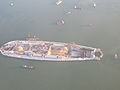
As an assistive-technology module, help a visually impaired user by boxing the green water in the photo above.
[0,0,120,90]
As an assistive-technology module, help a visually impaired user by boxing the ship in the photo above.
[56,0,62,5]
[0,36,103,61]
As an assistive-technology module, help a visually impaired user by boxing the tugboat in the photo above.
[22,65,35,69]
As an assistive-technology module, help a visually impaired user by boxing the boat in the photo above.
[93,3,96,8]
[0,37,103,61]
[56,0,62,5]
[74,5,81,10]
[10,2,14,7]
[22,65,35,69]
[57,20,64,25]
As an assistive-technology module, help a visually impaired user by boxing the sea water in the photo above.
[0,0,120,90]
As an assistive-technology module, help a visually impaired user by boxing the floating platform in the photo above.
[0,38,103,61]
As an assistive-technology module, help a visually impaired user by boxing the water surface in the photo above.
[0,0,120,90]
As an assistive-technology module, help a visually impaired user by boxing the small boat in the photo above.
[114,53,118,59]
[57,20,64,25]
[22,65,35,69]
[74,5,81,10]
[56,0,62,5]
[93,3,96,8]
[10,2,14,6]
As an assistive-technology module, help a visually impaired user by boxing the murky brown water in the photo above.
[0,0,120,90]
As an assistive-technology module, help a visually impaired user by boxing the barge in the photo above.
[0,37,103,61]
